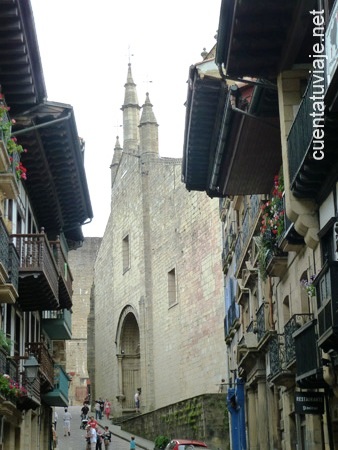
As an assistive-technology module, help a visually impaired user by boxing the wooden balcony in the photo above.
[42,364,70,407]
[314,261,338,352]
[288,77,338,201]
[50,238,73,309]
[0,148,20,200]
[17,376,41,412]
[12,230,60,311]
[25,341,54,393]
[42,309,72,340]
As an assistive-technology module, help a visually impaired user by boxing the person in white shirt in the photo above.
[89,425,97,450]
[63,408,72,436]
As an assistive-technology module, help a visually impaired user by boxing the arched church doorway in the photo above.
[117,309,140,411]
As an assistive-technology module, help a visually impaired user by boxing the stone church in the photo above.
[91,64,226,416]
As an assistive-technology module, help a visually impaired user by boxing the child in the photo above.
[130,436,136,450]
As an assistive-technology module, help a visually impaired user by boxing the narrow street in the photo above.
[54,406,138,450]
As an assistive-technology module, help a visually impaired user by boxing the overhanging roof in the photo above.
[182,59,282,196]
[12,102,93,246]
[182,61,227,196]
[216,0,316,79]
[0,0,93,247]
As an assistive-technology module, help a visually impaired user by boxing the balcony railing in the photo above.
[11,230,60,310]
[314,261,338,351]
[42,364,70,407]
[268,334,294,387]
[25,341,54,392]
[288,78,313,188]
[0,347,18,379]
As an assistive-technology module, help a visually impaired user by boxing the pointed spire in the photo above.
[139,93,158,125]
[122,63,139,109]
[110,136,123,186]
[139,92,159,158]
[121,64,140,154]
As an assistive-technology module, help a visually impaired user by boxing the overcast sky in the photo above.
[30,0,222,237]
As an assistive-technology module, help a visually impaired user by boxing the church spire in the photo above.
[139,92,159,158]
[110,136,123,186]
[121,63,140,154]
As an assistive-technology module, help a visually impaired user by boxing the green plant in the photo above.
[300,274,316,297]
[0,94,28,180]
[154,435,170,450]
[0,329,12,352]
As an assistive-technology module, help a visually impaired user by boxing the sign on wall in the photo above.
[295,392,325,415]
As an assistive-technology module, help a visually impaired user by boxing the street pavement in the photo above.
[55,405,154,450]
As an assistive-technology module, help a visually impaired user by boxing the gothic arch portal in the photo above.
[116,306,141,411]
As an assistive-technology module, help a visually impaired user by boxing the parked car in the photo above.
[164,439,210,450]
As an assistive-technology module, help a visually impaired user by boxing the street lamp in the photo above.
[23,354,40,383]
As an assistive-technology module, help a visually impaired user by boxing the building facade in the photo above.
[0,1,93,449]
[67,237,101,406]
[92,65,226,417]
[183,0,338,449]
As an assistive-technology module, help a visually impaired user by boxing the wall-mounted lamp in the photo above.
[23,354,40,383]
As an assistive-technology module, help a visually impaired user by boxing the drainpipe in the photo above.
[11,112,72,136]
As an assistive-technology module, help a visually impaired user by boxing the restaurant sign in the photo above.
[295,392,324,415]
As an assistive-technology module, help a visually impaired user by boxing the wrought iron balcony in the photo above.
[314,261,338,352]
[42,364,70,407]
[42,309,72,340]
[50,238,73,309]
[0,218,19,304]
[11,230,60,311]
[293,319,326,388]
[268,334,294,388]
[255,302,275,348]
[25,341,54,393]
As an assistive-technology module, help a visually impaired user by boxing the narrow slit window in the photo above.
[123,235,130,273]
[168,269,177,307]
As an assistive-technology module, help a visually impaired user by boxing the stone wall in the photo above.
[120,394,230,450]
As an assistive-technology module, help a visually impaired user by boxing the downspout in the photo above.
[11,113,72,136]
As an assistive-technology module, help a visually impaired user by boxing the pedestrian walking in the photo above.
[63,407,72,436]
[130,435,136,450]
[134,388,141,413]
[98,397,105,419]
[104,398,111,420]
[54,409,58,429]
[95,400,101,420]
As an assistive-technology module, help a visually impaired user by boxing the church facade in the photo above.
[92,65,226,415]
